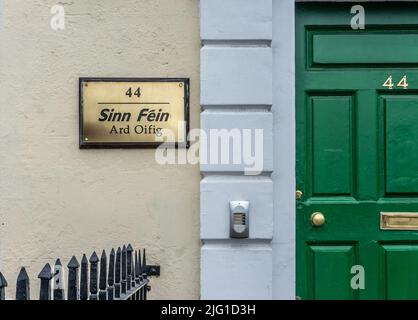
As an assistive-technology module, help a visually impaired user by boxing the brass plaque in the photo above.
[79,78,189,148]
[380,212,418,230]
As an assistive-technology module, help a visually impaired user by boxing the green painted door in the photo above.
[296,3,418,300]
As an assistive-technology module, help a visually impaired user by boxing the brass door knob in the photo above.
[311,212,325,227]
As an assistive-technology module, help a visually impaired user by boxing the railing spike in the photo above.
[80,254,88,300]
[90,251,99,263]
[135,250,140,285]
[68,256,80,269]
[38,263,52,278]
[53,259,64,300]
[38,263,52,300]
[138,249,142,274]
[99,250,107,300]
[16,267,30,300]
[121,245,127,295]
[107,248,115,300]
[141,250,148,300]
[89,251,99,300]
[0,272,8,287]
[114,247,121,299]
[67,256,80,300]
[133,250,141,300]
[127,244,133,292]
[0,272,8,300]
[138,249,143,297]
[137,249,143,300]
[131,257,136,289]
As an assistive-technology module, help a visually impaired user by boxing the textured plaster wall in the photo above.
[0,0,200,299]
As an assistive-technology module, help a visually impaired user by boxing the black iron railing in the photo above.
[0,244,160,300]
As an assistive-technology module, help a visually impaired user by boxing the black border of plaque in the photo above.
[79,78,190,149]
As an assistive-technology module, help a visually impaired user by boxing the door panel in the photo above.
[312,33,418,66]
[382,244,418,299]
[385,96,418,194]
[297,3,418,300]
[311,95,354,196]
[309,245,357,300]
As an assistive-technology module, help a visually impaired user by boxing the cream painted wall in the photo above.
[0,0,200,299]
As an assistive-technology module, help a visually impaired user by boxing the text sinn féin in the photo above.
[98,108,170,136]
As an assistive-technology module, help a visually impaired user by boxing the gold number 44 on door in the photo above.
[383,75,409,89]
